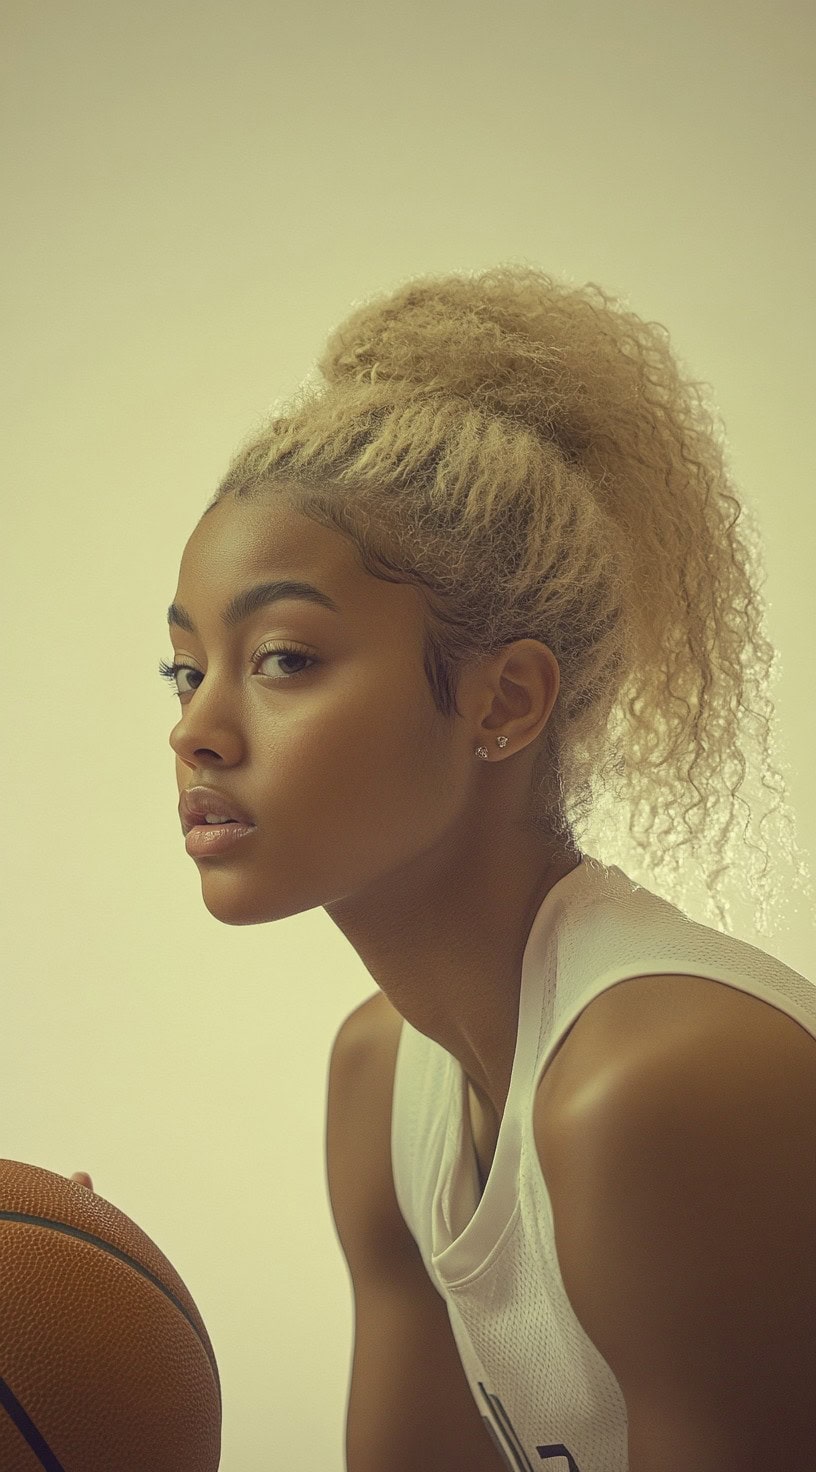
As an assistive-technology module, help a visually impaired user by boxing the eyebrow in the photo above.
[167,579,341,636]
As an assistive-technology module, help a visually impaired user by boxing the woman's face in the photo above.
[166,492,469,927]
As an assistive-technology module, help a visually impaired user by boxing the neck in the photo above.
[325,824,581,1120]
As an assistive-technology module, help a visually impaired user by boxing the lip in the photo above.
[179,785,257,835]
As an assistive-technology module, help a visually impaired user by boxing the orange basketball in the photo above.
[0,1160,221,1471]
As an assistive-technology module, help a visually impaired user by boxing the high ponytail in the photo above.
[208,261,812,937]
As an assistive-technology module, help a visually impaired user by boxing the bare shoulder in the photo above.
[336,989,405,1078]
[534,968,816,1151]
[342,988,404,1039]
[328,990,413,1272]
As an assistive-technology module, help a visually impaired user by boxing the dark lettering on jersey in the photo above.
[476,1381,584,1470]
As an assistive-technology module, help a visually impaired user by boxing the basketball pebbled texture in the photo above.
[0,1160,221,1472]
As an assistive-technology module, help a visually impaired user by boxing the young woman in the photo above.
[80,264,816,1469]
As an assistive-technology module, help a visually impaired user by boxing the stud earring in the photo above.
[475,735,509,760]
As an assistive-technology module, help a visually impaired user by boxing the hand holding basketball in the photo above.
[69,1170,94,1189]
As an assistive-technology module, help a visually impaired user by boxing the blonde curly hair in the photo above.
[206,261,811,938]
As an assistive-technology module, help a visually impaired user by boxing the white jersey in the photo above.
[391,855,816,1471]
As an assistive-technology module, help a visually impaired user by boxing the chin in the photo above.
[197,879,319,928]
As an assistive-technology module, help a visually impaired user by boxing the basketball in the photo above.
[0,1160,221,1471]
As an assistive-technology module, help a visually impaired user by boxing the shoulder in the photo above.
[535,968,815,1132]
[534,968,816,1182]
[339,989,404,1052]
[535,966,816,1173]
[532,972,816,1460]
[333,990,405,1098]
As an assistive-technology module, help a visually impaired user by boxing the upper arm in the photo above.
[534,1011,816,1469]
[327,996,508,1472]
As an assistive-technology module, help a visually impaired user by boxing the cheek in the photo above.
[276,703,444,846]
[279,710,407,808]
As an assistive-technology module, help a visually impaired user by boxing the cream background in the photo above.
[2,1,814,1467]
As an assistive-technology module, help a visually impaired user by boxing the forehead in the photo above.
[177,491,424,628]
[181,494,348,581]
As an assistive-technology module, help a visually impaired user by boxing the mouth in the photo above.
[183,817,258,856]
[182,818,257,836]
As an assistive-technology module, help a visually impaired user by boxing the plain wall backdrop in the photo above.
[2,1,814,1467]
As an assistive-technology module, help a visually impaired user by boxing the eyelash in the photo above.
[157,642,317,697]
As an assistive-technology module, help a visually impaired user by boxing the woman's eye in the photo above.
[157,644,315,696]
